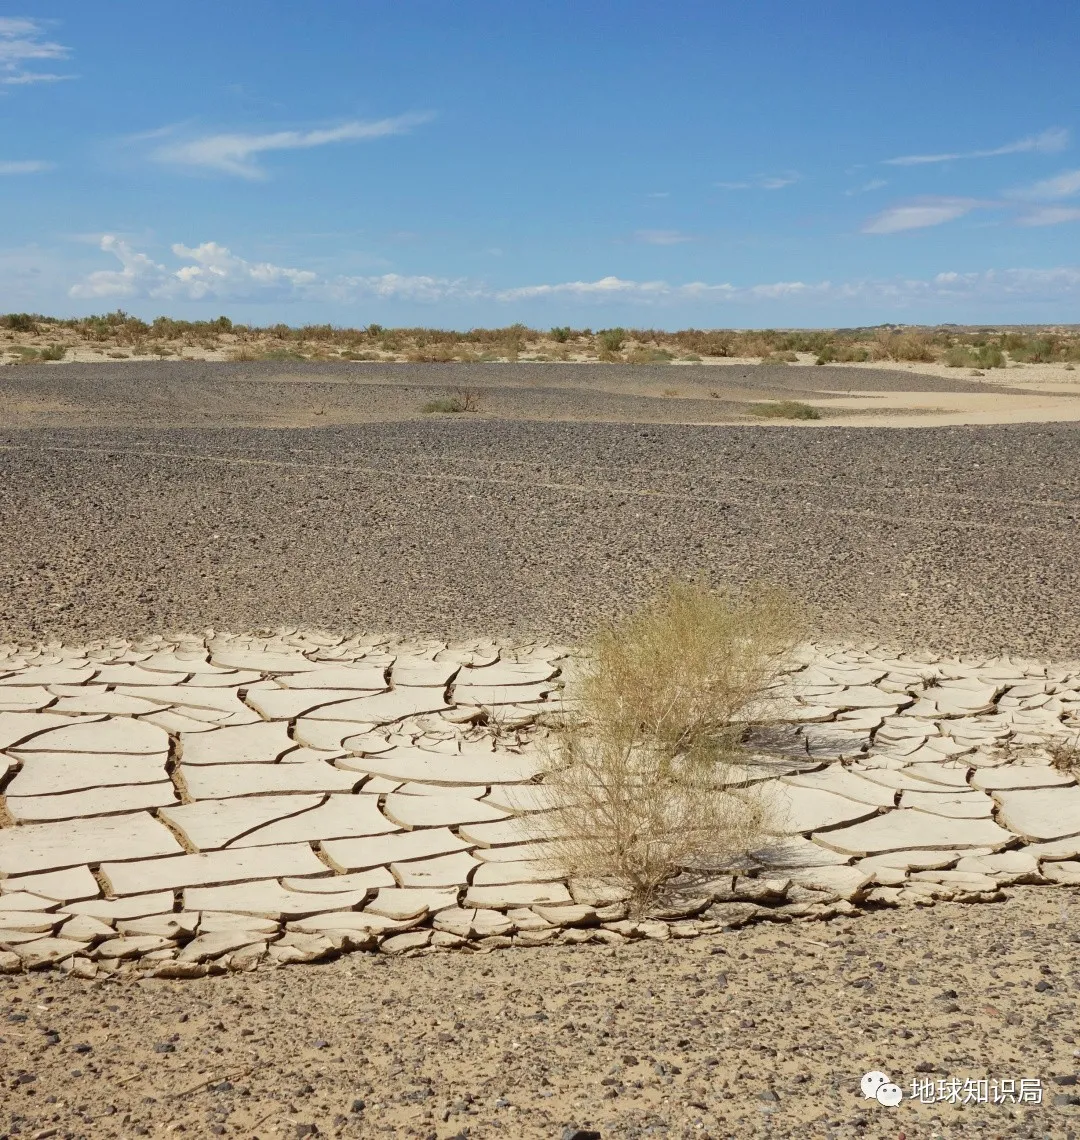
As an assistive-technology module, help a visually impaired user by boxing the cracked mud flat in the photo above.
[0,635,1078,1139]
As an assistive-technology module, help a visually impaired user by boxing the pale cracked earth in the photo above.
[0,630,1078,978]
[1,631,1080,1139]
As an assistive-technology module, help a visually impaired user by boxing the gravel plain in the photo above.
[1,407,1078,654]
[0,360,1026,432]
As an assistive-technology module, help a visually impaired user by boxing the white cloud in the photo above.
[0,17,73,86]
[0,159,52,174]
[844,179,887,196]
[65,236,1080,312]
[149,114,432,178]
[1011,168,1080,200]
[1016,206,1080,227]
[633,229,694,246]
[69,235,475,303]
[70,236,318,300]
[884,127,1068,166]
[862,197,984,234]
[715,172,800,191]
[496,275,671,301]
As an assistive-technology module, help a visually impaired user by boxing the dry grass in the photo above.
[6,311,1080,371]
[1047,733,1080,775]
[543,581,802,916]
[422,385,482,414]
[747,400,821,420]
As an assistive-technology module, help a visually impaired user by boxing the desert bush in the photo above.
[815,342,869,364]
[422,385,481,414]
[39,343,66,361]
[879,332,939,362]
[975,344,1005,368]
[760,351,798,364]
[2,313,38,333]
[544,582,801,915]
[1009,338,1058,363]
[626,347,674,364]
[550,326,572,343]
[596,327,626,353]
[945,346,977,368]
[946,344,1005,369]
[748,400,821,420]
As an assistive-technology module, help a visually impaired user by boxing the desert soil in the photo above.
[2,361,1079,1140]
[2,888,1078,1139]
[1,364,1079,654]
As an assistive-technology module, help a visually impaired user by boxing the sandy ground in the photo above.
[2,357,1079,429]
[1,887,1077,1139]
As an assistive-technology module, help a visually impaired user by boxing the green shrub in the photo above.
[747,400,821,420]
[945,346,976,368]
[2,313,38,333]
[1010,339,1057,363]
[39,343,66,361]
[550,326,572,343]
[596,327,626,353]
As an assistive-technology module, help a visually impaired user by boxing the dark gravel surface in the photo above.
[0,360,1027,429]
[1,417,1079,654]
[1,888,1077,1138]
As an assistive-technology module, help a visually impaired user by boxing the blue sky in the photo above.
[2,1,1079,328]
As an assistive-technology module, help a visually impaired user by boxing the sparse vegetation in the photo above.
[747,400,821,420]
[944,344,1005,369]
[544,581,801,916]
[3,312,1080,373]
[596,327,626,353]
[1047,733,1080,775]
[422,385,482,414]
[39,343,66,361]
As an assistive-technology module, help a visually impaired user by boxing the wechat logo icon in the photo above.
[861,1070,904,1107]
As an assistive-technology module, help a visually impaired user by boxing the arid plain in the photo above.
[0,346,1078,1140]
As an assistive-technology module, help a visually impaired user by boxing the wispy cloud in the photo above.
[845,179,887,196]
[67,236,1080,311]
[0,159,53,175]
[149,113,433,178]
[862,197,987,234]
[0,17,74,86]
[715,172,800,191]
[1016,206,1080,227]
[1010,168,1080,200]
[633,229,694,246]
[884,127,1068,166]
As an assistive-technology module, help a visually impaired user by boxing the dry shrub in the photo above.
[1048,733,1080,775]
[544,581,802,915]
[422,385,481,413]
